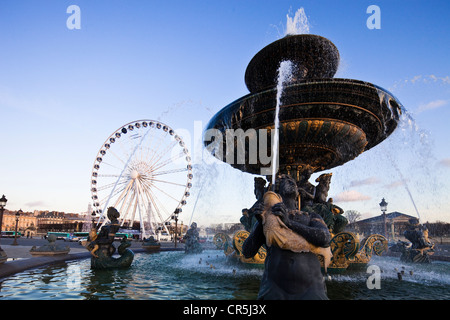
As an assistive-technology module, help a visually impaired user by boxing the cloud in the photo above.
[25,201,48,208]
[333,190,371,203]
[349,177,381,187]
[438,158,450,168]
[384,180,406,189]
[389,74,450,92]
[410,75,422,84]
[417,99,449,113]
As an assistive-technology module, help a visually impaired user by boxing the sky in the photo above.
[1,0,449,226]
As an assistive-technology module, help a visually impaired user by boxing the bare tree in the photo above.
[345,210,361,224]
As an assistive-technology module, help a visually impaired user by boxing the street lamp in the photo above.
[0,195,8,261]
[91,211,97,229]
[173,208,181,248]
[0,195,7,237]
[12,209,22,246]
[379,198,388,239]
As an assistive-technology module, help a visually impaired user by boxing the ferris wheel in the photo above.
[90,120,193,239]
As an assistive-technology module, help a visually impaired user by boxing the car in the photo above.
[1,231,21,238]
[78,236,89,246]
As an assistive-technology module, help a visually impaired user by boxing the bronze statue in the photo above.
[301,173,348,235]
[30,233,70,256]
[184,222,203,254]
[297,168,316,209]
[395,218,434,263]
[313,173,332,204]
[240,177,268,232]
[86,207,134,269]
[242,174,331,300]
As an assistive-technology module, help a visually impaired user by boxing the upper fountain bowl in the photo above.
[245,34,340,93]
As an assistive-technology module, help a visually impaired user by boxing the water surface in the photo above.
[0,251,448,300]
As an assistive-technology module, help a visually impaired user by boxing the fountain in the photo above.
[204,19,402,284]
[184,222,204,254]
[389,218,435,263]
[85,207,134,269]
[204,33,402,177]
[0,15,448,301]
[142,236,161,252]
[29,234,70,256]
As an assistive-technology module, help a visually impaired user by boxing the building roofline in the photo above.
[354,211,417,224]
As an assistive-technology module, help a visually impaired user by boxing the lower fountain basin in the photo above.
[0,252,448,300]
[204,78,402,175]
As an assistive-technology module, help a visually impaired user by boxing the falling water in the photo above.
[383,108,434,223]
[387,153,422,222]
[285,7,310,35]
[272,61,294,187]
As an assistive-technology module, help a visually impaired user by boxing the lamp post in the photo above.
[12,209,22,246]
[379,198,388,239]
[0,195,8,262]
[91,211,96,229]
[0,195,7,239]
[173,208,181,248]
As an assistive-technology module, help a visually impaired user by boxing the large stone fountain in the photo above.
[205,34,402,178]
[206,34,402,281]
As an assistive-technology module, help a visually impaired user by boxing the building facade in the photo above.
[1,210,88,236]
[346,211,418,241]
[1,210,38,237]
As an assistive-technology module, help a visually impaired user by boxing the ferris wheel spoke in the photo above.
[116,136,135,164]
[118,183,134,220]
[140,179,171,215]
[152,167,188,177]
[147,187,172,223]
[98,183,129,209]
[101,161,130,172]
[148,139,179,169]
[120,189,137,227]
[146,130,169,166]
[106,148,128,167]
[112,178,135,209]
[129,195,139,228]
[138,182,153,237]
[141,190,160,226]
[146,189,166,225]
[97,179,129,192]
[149,177,187,187]
[98,174,124,178]
[150,151,186,173]
[138,128,159,162]
[148,182,183,203]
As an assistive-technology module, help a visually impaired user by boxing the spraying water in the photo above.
[272,61,294,187]
[387,152,422,222]
[382,108,434,223]
[285,7,310,35]
[270,6,307,186]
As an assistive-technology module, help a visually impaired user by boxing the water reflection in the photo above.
[0,251,448,300]
[326,256,450,300]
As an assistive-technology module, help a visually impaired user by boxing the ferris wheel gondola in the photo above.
[90,120,192,239]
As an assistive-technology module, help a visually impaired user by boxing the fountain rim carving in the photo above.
[204,77,403,175]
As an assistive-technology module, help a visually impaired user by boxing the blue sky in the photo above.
[1,0,449,225]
